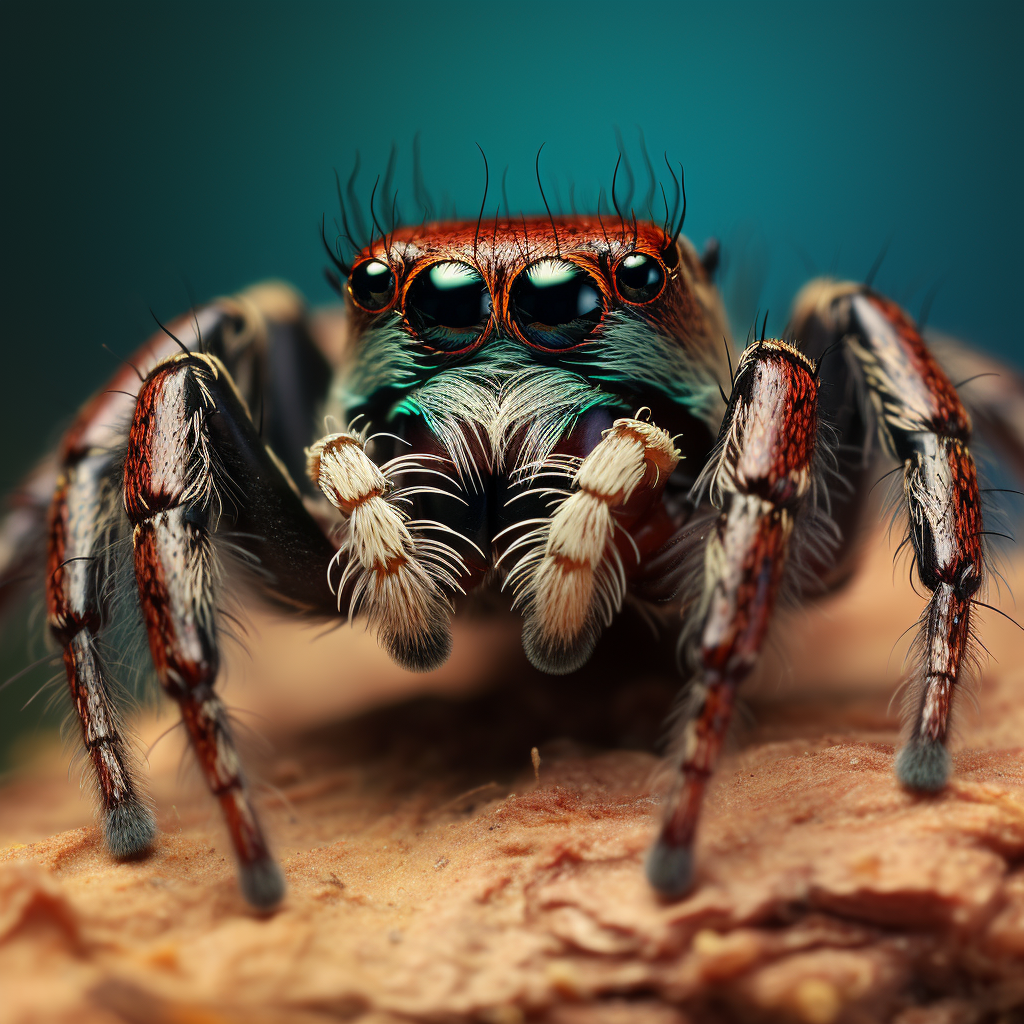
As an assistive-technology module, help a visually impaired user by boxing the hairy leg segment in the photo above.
[122,343,346,908]
[47,449,156,857]
[124,352,289,907]
[791,282,985,791]
[40,289,338,909]
[42,301,259,863]
[647,340,823,896]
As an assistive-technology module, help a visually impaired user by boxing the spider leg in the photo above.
[790,281,985,792]
[647,339,821,896]
[121,338,354,908]
[38,299,263,860]
[47,449,156,857]
[513,416,680,674]
[925,330,1024,484]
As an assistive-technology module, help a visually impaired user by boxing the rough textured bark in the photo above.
[1,533,1023,1024]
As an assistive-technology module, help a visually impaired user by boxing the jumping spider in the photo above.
[1,159,1015,909]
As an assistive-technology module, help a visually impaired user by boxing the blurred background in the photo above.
[1,0,1021,765]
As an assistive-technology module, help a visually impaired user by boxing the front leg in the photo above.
[124,349,342,908]
[647,339,822,896]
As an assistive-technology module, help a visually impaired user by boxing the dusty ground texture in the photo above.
[1,533,1023,1024]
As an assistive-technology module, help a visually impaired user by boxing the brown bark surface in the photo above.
[1,533,1023,1024]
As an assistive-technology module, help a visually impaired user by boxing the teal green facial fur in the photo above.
[332,310,724,481]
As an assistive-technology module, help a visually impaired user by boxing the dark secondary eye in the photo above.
[348,259,396,311]
[509,259,605,350]
[404,261,492,351]
[615,252,665,304]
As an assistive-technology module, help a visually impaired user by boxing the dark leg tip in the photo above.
[384,623,453,673]
[103,800,157,860]
[645,838,695,899]
[522,620,598,676]
[238,857,286,911]
[896,739,952,793]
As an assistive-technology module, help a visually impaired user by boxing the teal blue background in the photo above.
[1,1,1022,759]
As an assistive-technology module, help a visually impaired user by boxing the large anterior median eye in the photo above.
[614,252,665,304]
[404,261,492,351]
[510,259,604,350]
[349,259,396,311]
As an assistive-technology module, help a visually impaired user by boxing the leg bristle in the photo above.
[645,837,695,898]
[895,738,952,792]
[103,799,157,860]
[238,857,286,910]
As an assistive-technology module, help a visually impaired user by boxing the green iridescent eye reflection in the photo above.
[510,258,604,350]
[405,261,492,350]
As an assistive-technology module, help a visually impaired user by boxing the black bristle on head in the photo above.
[612,126,635,226]
[596,187,611,249]
[380,142,398,230]
[368,175,385,254]
[536,142,560,256]
[344,153,369,247]
[320,213,352,279]
[324,268,342,296]
[474,142,489,261]
[672,161,687,242]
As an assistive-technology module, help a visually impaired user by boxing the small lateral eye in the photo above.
[614,252,665,304]
[510,258,605,350]
[404,261,492,352]
[348,259,396,311]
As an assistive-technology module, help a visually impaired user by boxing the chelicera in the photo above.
[0,152,1010,910]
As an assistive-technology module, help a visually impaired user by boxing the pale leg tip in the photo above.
[239,858,286,911]
[896,739,952,793]
[645,838,695,898]
[104,800,157,860]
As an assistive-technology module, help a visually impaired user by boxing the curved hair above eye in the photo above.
[509,258,605,350]
[614,252,665,304]
[404,261,492,352]
[348,259,396,312]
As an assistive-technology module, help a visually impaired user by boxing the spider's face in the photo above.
[333,218,730,483]
[343,217,707,358]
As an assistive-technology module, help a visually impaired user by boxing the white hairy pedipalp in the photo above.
[306,430,468,669]
[509,414,680,674]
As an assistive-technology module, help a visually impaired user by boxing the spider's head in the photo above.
[339,217,714,361]
[332,217,730,480]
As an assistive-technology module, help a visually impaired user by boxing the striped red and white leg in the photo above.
[647,340,821,896]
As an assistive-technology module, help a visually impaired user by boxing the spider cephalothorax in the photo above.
[1,179,1013,911]
[312,215,732,677]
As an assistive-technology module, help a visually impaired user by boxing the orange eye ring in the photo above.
[348,258,398,313]
[508,257,607,352]
[401,259,493,356]
[613,251,666,305]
